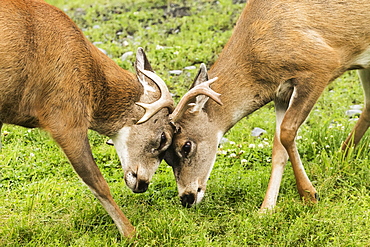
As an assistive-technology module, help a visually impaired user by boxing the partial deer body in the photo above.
[165,0,370,209]
[0,0,174,237]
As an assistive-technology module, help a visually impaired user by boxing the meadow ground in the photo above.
[1,0,369,246]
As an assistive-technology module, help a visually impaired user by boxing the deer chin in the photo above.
[195,189,205,204]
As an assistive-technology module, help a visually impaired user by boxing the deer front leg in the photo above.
[260,85,291,211]
[342,68,370,151]
[50,128,135,238]
[278,79,328,203]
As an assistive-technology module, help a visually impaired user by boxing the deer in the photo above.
[0,0,174,238]
[162,0,370,209]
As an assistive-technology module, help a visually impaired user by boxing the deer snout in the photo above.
[179,186,206,208]
[124,169,150,193]
[134,179,149,193]
[180,192,196,208]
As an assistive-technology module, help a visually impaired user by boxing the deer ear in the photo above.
[135,47,154,73]
[189,63,210,114]
[190,63,209,89]
[135,47,156,93]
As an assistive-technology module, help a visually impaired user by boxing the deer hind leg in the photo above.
[49,127,135,238]
[260,82,293,211]
[342,68,370,151]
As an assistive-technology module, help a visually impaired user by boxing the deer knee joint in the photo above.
[279,126,296,148]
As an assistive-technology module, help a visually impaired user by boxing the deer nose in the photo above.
[180,192,196,208]
[133,179,149,193]
[125,170,149,193]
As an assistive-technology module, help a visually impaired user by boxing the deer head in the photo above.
[164,64,223,207]
[111,48,174,193]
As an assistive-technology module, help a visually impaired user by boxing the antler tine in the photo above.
[136,68,174,124]
[169,77,222,123]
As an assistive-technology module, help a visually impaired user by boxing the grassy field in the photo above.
[1,0,370,246]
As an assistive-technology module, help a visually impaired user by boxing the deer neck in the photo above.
[204,58,277,135]
[90,49,145,136]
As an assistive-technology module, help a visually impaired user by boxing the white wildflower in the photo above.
[241,159,248,164]
[262,141,270,146]
[217,150,227,155]
[156,45,164,50]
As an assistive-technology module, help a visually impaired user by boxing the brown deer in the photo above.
[0,0,174,237]
[164,0,370,209]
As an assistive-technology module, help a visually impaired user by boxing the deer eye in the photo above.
[157,132,167,151]
[181,141,192,158]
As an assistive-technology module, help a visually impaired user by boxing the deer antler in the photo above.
[136,68,174,124]
[169,77,222,124]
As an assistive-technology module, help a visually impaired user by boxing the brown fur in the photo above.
[0,0,143,134]
[166,0,370,210]
[0,0,172,237]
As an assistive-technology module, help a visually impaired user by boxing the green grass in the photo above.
[1,0,370,246]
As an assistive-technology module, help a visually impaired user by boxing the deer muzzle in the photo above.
[124,169,150,193]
